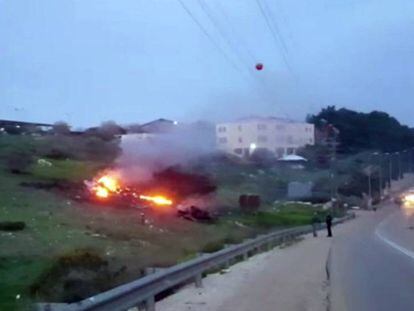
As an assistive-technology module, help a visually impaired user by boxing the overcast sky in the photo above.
[1,0,413,128]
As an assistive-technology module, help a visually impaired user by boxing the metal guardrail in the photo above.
[37,214,354,311]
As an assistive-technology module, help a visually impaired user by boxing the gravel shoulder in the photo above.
[157,231,338,311]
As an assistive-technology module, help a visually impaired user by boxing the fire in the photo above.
[139,195,173,206]
[96,186,109,198]
[92,173,120,200]
[89,171,173,209]
[98,175,119,192]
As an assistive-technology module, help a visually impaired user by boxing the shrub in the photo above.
[5,150,34,174]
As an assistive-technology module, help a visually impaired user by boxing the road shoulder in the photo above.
[157,230,338,311]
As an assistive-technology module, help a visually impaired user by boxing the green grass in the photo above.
[222,202,333,229]
[30,159,102,182]
[0,135,342,309]
[0,258,50,311]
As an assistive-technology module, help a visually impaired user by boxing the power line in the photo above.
[260,0,289,54]
[176,0,241,73]
[177,0,291,119]
[198,0,255,67]
[197,0,290,119]
[261,0,319,115]
[254,0,292,73]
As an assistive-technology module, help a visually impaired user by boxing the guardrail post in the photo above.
[195,273,203,288]
[144,296,155,311]
[267,241,272,251]
[243,252,248,260]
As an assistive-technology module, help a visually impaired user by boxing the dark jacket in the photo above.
[325,214,333,225]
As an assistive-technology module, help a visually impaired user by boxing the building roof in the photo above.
[222,116,308,124]
[279,154,308,162]
[0,119,53,127]
[138,118,178,133]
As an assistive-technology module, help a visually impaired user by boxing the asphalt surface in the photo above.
[330,203,414,311]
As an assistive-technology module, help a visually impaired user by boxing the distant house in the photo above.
[0,119,53,135]
[215,117,315,158]
[139,118,178,134]
[84,124,126,137]
[121,118,179,144]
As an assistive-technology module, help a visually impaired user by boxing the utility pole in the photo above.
[396,152,402,180]
[366,153,373,208]
[378,153,383,199]
[328,124,339,207]
[387,153,392,189]
[368,169,372,208]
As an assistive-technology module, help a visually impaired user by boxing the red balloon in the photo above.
[255,63,263,71]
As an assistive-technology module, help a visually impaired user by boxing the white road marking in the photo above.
[375,212,414,261]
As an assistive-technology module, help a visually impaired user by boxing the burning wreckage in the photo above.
[83,167,217,222]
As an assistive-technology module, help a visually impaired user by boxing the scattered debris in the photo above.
[37,158,53,167]
[0,221,26,232]
[177,206,214,222]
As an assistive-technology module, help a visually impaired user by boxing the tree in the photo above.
[95,121,125,141]
[52,121,71,135]
[308,106,414,153]
[6,150,34,174]
[296,145,331,169]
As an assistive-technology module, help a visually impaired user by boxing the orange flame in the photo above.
[90,172,173,208]
[96,186,109,198]
[139,195,173,206]
[98,175,119,192]
[93,173,120,199]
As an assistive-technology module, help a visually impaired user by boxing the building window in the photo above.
[258,135,267,142]
[234,148,243,155]
[287,147,295,155]
[218,137,227,144]
[238,137,243,143]
[287,136,293,144]
[309,138,313,143]
[276,147,285,158]
[238,125,242,131]
[257,124,267,130]
[218,126,226,133]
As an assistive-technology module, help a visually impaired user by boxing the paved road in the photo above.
[330,203,414,311]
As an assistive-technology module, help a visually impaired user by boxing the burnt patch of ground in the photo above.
[0,221,26,231]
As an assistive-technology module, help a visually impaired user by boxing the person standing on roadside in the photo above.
[311,212,320,237]
[326,213,333,237]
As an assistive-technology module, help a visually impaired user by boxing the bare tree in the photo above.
[96,121,125,140]
[52,121,71,135]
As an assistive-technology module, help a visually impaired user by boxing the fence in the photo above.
[37,214,354,311]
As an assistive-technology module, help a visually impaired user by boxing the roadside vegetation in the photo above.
[2,107,413,309]
[0,133,328,310]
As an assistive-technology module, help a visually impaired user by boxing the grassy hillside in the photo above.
[0,135,332,310]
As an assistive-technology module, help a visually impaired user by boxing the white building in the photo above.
[216,117,314,158]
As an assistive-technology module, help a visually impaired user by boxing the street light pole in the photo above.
[396,152,402,180]
[368,170,372,207]
[372,152,383,201]
[378,153,383,199]
[386,153,392,189]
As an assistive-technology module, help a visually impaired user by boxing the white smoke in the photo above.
[116,122,216,183]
